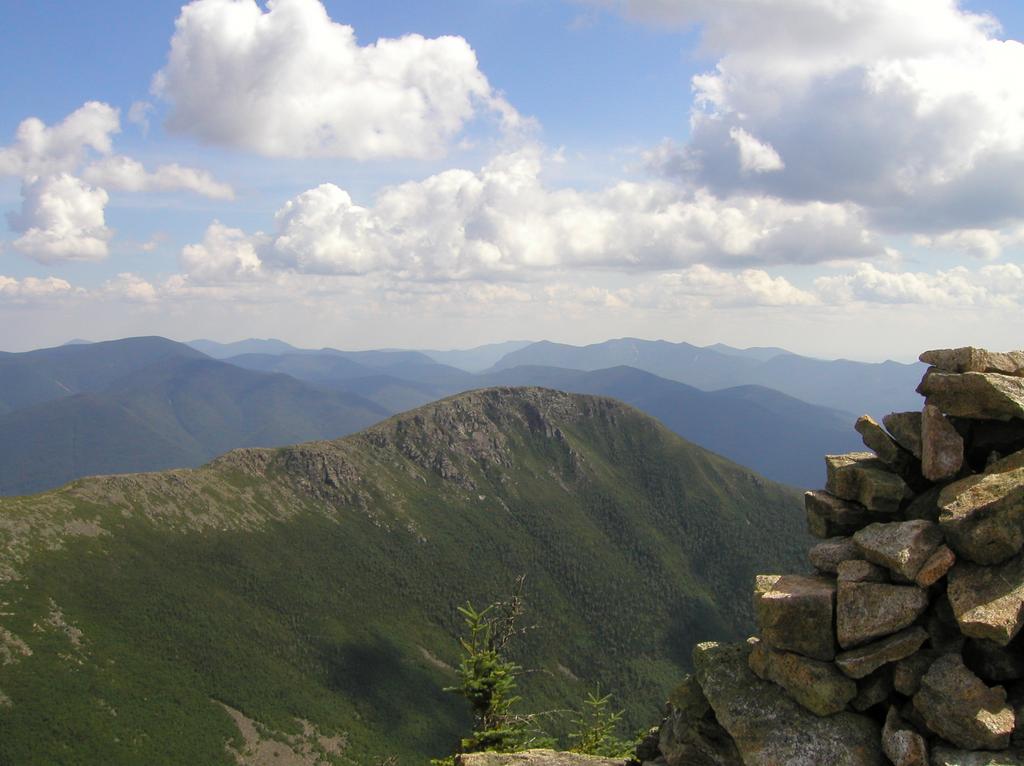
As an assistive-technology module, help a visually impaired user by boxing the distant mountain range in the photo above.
[491,338,925,416]
[186,337,533,372]
[0,334,913,494]
[0,338,388,495]
[0,388,807,763]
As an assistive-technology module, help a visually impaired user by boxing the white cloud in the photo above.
[183,148,881,281]
[914,227,1024,261]
[814,262,1022,307]
[82,155,235,200]
[0,275,76,300]
[729,127,784,174]
[7,174,112,263]
[0,102,119,178]
[101,273,159,303]
[595,0,1024,232]
[153,0,524,159]
[180,221,264,282]
[1,104,234,262]
[653,265,816,307]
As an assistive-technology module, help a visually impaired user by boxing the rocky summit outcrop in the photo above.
[457,751,629,765]
[637,347,1024,766]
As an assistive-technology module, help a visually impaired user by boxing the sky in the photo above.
[1,0,1023,361]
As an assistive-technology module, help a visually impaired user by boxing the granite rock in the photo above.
[837,581,930,649]
[913,654,1015,751]
[947,554,1024,646]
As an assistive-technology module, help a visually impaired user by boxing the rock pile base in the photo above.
[643,347,1024,766]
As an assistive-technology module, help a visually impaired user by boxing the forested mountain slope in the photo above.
[0,388,805,765]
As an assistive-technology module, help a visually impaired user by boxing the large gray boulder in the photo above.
[754,574,836,661]
[656,674,743,766]
[947,554,1024,646]
[837,581,929,648]
[883,412,924,459]
[693,641,885,766]
[930,747,1024,765]
[920,348,1024,377]
[853,520,944,581]
[826,453,911,513]
[882,706,928,766]
[922,404,965,481]
[809,537,861,573]
[913,654,1015,751]
[748,637,857,716]
[835,627,929,680]
[939,452,1024,565]
[806,491,872,539]
[918,370,1024,422]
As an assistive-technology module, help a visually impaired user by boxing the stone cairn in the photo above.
[639,348,1024,766]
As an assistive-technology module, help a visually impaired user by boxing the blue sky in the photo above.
[1,0,1023,360]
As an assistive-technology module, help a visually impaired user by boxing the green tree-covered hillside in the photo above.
[0,388,805,764]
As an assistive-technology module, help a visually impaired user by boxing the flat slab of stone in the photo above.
[916,545,956,588]
[755,574,836,661]
[920,348,1024,377]
[826,453,911,513]
[857,415,914,472]
[810,537,861,573]
[947,554,1024,646]
[884,412,923,459]
[806,491,872,539]
[918,370,1024,421]
[854,520,943,581]
[939,461,1024,565]
[837,581,929,649]
[922,404,965,481]
[457,751,628,765]
[835,627,929,679]
[693,641,885,766]
[913,654,1015,751]
[748,638,857,716]
[931,747,1024,765]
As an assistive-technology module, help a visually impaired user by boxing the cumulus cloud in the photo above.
[653,265,816,307]
[592,0,1024,233]
[1,103,234,261]
[181,148,881,281]
[180,221,264,282]
[914,227,1024,261]
[0,275,77,300]
[729,128,784,174]
[153,0,524,159]
[0,102,119,178]
[814,262,1023,307]
[7,174,113,263]
[82,155,234,199]
[101,273,159,303]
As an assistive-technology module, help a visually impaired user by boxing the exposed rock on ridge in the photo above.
[637,347,1024,766]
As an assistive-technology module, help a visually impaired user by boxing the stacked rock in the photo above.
[642,348,1024,766]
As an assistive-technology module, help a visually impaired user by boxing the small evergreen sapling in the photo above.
[432,577,531,763]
